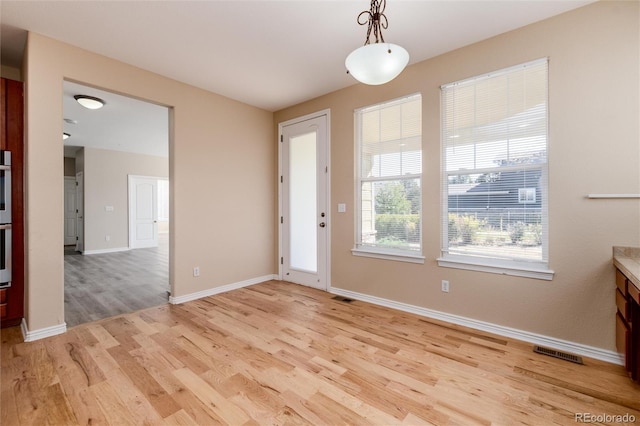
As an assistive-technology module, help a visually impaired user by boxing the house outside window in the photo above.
[439,59,553,279]
[353,94,424,263]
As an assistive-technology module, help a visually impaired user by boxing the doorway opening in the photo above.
[63,80,170,327]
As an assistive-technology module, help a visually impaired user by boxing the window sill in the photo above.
[437,256,554,280]
[352,248,425,264]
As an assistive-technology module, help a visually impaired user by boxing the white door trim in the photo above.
[278,109,331,291]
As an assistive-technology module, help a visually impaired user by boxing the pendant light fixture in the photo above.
[74,95,106,110]
[345,0,409,85]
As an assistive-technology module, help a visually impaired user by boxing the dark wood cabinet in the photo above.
[615,268,640,381]
[0,77,24,328]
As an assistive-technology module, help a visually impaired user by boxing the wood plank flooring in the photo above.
[2,280,640,425]
[64,234,169,327]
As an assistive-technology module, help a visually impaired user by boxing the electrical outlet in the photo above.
[105,235,110,241]
[193,267,200,277]
[441,280,450,293]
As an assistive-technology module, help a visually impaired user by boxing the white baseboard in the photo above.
[21,318,67,342]
[18,278,621,366]
[83,247,130,255]
[329,286,624,366]
[169,274,278,305]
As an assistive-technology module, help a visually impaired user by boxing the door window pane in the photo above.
[289,131,317,272]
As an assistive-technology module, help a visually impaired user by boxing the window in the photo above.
[518,188,536,204]
[439,59,553,279]
[354,94,423,263]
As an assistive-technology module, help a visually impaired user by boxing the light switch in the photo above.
[105,205,114,212]
[337,203,346,213]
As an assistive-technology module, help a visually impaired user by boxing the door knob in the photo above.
[319,222,326,228]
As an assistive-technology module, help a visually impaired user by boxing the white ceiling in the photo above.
[63,81,169,158]
[1,0,595,157]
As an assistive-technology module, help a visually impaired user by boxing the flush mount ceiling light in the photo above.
[74,95,105,110]
[345,0,409,85]
[63,133,70,140]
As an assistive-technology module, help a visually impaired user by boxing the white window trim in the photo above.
[352,248,425,264]
[437,254,554,280]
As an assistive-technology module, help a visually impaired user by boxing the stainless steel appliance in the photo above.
[0,151,11,289]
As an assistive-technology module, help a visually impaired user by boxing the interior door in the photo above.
[281,113,328,290]
[75,171,84,252]
[129,176,158,249]
[64,177,77,245]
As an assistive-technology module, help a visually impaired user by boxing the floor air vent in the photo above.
[533,345,583,364]
[332,296,354,303]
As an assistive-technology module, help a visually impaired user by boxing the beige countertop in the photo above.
[613,246,640,291]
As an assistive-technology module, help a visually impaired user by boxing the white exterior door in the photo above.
[75,172,84,252]
[280,112,329,290]
[64,177,77,245]
[129,176,158,249]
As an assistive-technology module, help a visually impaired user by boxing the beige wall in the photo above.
[1,65,22,81]
[24,33,275,331]
[83,148,168,251]
[274,1,640,351]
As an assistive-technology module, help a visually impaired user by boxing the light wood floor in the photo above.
[64,234,169,327]
[2,280,639,425]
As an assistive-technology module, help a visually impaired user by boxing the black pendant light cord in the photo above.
[357,0,388,45]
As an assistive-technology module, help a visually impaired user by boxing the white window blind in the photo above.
[355,94,422,258]
[440,59,550,275]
